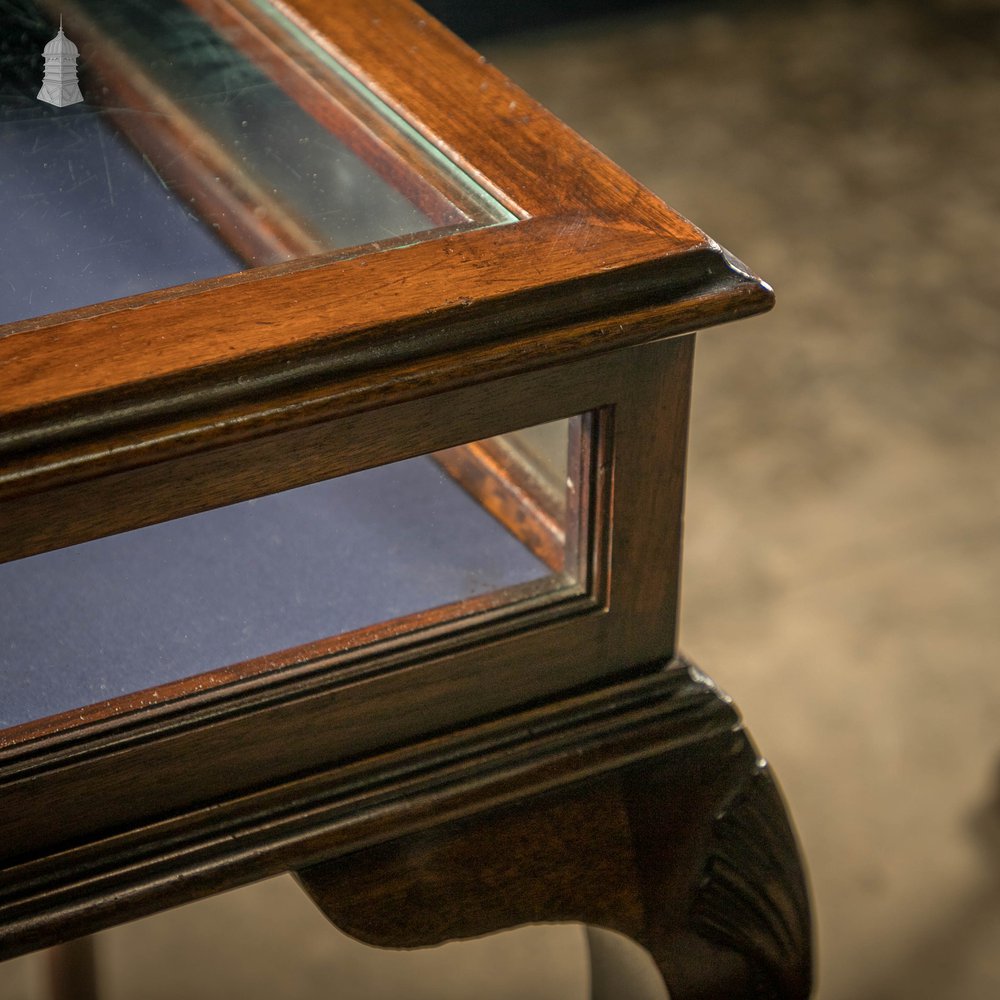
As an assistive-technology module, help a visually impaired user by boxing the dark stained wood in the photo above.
[0,662,811,998]
[294,660,812,1000]
[0,230,762,502]
[0,335,690,938]
[607,334,694,665]
[4,662,719,952]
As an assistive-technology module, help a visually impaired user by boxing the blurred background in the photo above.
[3,0,999,996]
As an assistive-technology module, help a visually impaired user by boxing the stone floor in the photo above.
[3,0,1000,997]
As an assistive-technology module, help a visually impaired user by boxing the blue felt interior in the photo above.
[0,79,432,327]
[0,105,243,326]
[0,457,550,730]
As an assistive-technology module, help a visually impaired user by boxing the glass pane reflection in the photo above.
[0,0,512,327]
[0,417,581,731]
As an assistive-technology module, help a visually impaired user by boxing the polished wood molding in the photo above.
[295,660,812,1000]
[0,231,761,510]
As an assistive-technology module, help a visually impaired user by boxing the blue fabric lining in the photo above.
[0,457,550,730]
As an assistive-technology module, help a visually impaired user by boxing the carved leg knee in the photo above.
[294,663,812,1000]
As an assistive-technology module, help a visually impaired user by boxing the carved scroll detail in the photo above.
[692,762,813,999]
[292,661,813,1000]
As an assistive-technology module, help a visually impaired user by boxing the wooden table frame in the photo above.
[0,2,811,997]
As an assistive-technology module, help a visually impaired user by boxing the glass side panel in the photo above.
[0,417,583,733]
[506,420,571,497]
[0,0,513,327]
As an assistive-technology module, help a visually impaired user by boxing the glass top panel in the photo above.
[0,0,513,327]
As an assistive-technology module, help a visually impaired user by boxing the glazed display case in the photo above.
[0,3,811,997]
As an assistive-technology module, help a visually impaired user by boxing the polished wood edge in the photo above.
[295,666,813,1000]
[0,220,484,341]
[0,239,768,503]
[0,659,741,958]
[0,221,708,440]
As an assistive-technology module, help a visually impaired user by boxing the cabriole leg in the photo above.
[294,666,812,1000]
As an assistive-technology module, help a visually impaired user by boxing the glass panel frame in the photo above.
[0,411,597,737]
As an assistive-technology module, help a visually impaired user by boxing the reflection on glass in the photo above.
[0,418,582,731]
[434,419,571,574]
[0,0,512,326]
[505,420,570,497]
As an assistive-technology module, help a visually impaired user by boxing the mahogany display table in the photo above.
[0,1,812,997]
